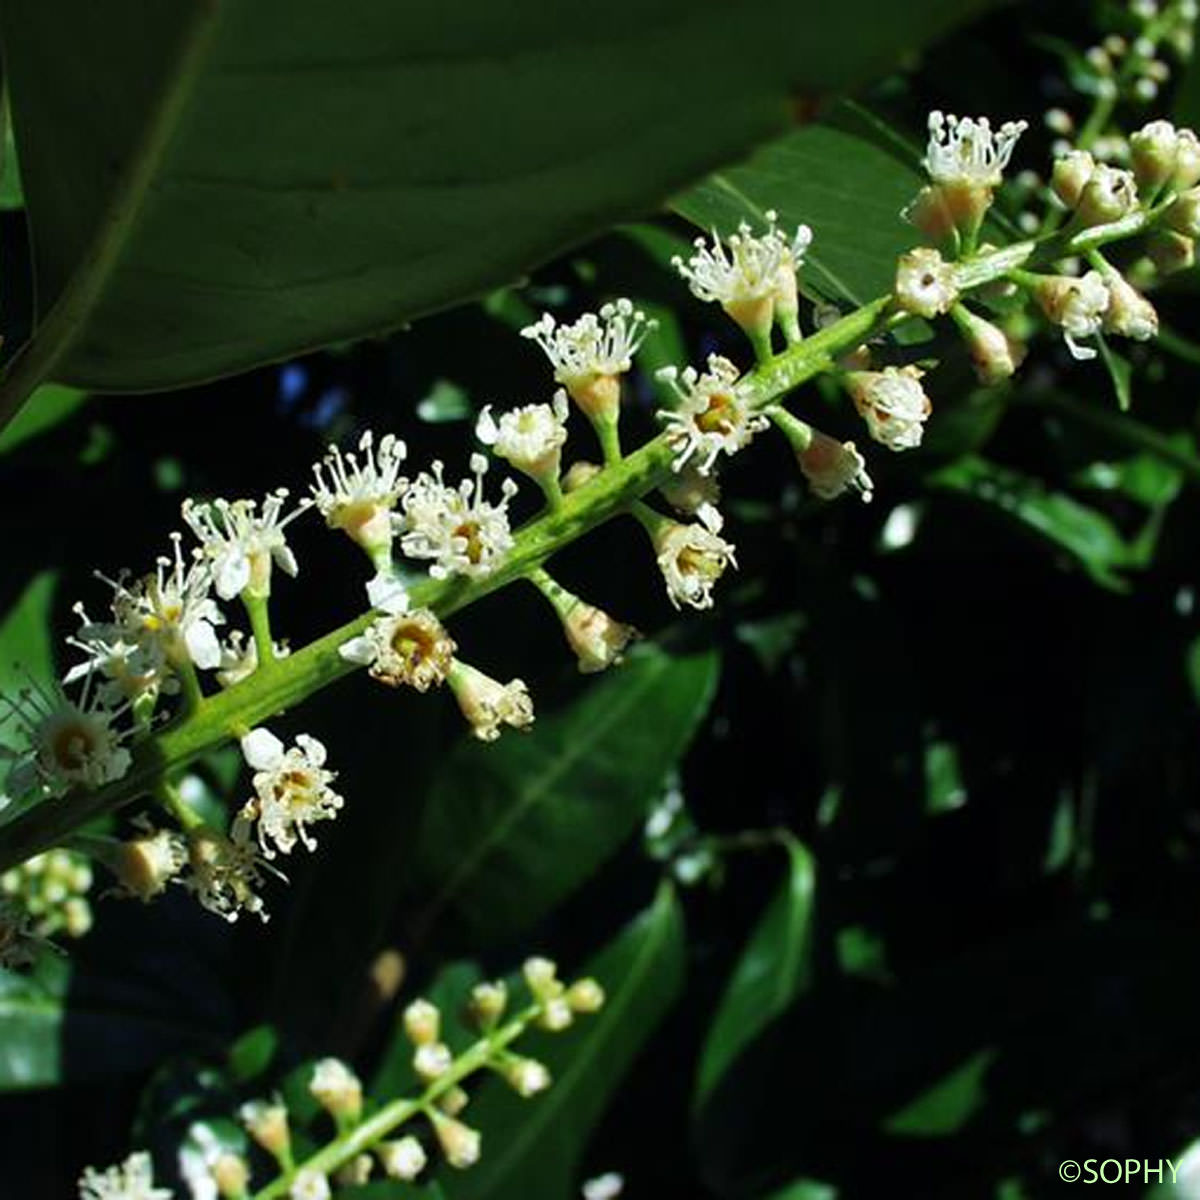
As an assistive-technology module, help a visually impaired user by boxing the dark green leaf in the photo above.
[929,455,1141,590]
[0,571,56,768]
[883,1046,997,1135]
[0,0,1003,397]
[408,645,719,943]
[443,882,686,1200]
[694,834,815,1110]
[1096,334,1133,411]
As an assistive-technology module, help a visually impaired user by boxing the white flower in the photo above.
[845,366,933,451]
[95,535,223,671]
[239,1098,291,1159]
[338,609,456,691]
[64,605,168,705]
[656,355,767,474]
[183,819,279,922]
[1030,271,1111,360]
[521,299,654,391]
[239,728,343,858]
[310,430,408,559]
[476,390,570,480]
[289,1169,330,1200]
[447,661,535,741]
[651,506,738,610]
[78,1152,173,1200]
[182,489,308,601]
[582,1173,625,1200]
[924,111,1028,187]
[1,672,132,798]
[672,212,812,313]
[400,455,518,580]
[894,247,959,318]
[796,431,874,502]
[561,602,638,674]
[365,570,410,615]
[110,822,188,903]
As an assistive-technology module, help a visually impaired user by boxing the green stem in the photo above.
[243,593,275,667]
[0,6,223,434]
[176,658,206,716]
[251,1005,539,1199]
[0,213,1167,875]
[155,780,205,832]
[595,415,622,466]
[538,472,565,512]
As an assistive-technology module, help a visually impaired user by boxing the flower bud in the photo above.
[413,1041,453,1082]
[1028,271,1110,360]
[522,956,563,1002]
[447,661,535,742]
[905,185,957,244]
[538,996,575,1032]
[212,1153,251,1199]
[438,1085,470,1116]
[1051,150,1096,209]
[1130,120,1180,191]
[502,1055,552,1097]
[334,1155,373,1187]
[469,980,508,1029]
[894,247,958,318]
[1175,128,1200,190]
[1167,186,1200,237]
[378,1136,427,1181]
[562,461,602,492]
[952,306,1025,385]
[1101,272,1158,341]
[567,977,606,1013]
[431,1111,482,1169]
[239,1099,291,1163]
[1075,165,1138,226]
[403,998,441,1046]
[309,1058,362,1125]
[290,1167,330,1200]
[1147,230,1196,275]
[111,827,187,903]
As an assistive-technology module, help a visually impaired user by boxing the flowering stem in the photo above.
[244,592,275,667]
[155,780,206,832]
[766,405,814,452]
[251,1004,540,1199]
[0,208,1169,875]
[595,415,623,466]
[538,472,565,512]
[176,658,206,717]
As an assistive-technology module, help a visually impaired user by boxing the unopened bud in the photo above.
[113,828,187,902]
[212,1153,250,1199]
[522,956,562,1001]
[239,1099,291,1162]
[538,995,575,1032]
[1147,230,1196,275]
[309,1058,362,1125]
[438,1085,470,1116]
[502,1055,552,1097]
[953,306,1025,384]
[378,1136,427,1181]
[334,1155,373,1187]
[1051,150,1096,209]
[403,998,441,1046]
[1075,165,1138,226]
[562,461,602,492]
[431,1111,482,1169]
[1130,120,1180,190]
[469,980,508,1029]
[1101,271,1158,341]
[1175,129,1200,190]
[1167,186,1200,237]
[290,1168,330,1200]
[894,247,958,319]
[413,1041,453,1082]
[566,977,606,1013]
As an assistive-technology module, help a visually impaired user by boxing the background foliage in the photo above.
[4,1,1200,1197]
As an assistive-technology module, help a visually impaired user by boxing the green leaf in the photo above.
[408,644,719,943]
[442,882,686,1200]
[929,456,1142,591]
[0,0,1003,401]
[883,1047,997,1136]
[1096,334,1132,412]
[694,834,815,1110]
[672,107,923,306]
[0,571,56,766]
[762,1183,839,1200]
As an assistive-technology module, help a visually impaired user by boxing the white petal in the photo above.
[215,552,252,600]
[186,620,223,670]
[273,544,299,577]
[295,734,327,766]
[338,635,376,666]
[241,727,284,771]
[366,573,409,614]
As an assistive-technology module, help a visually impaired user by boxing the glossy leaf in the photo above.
[0,571,56,767]
[929,455,1145,591]
[672,108,923,306]
[694,833,816,1110]
[0,384,85,456]
[408,645,719,943]
[0,0,1003,400]
[442,882,687,1200]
